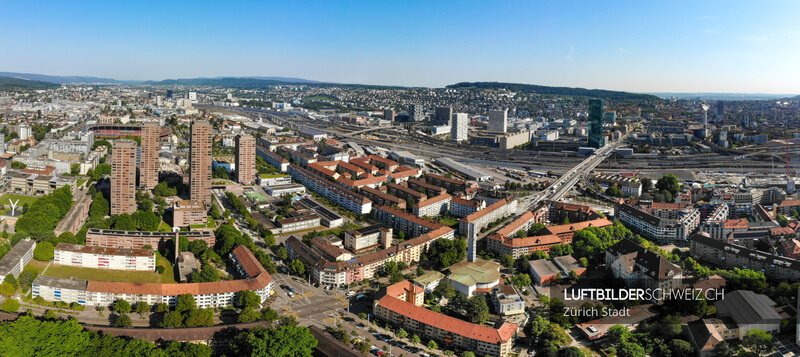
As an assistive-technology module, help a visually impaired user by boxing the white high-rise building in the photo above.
[488,109,507,133]
[188,92,198,103]
[18,124,32,141]
[451,113,469,142]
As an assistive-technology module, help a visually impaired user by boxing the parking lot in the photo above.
[770,334,800,357]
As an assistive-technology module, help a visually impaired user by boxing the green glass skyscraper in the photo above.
[588,99,605,148]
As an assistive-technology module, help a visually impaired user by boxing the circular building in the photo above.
[447,260,502,297]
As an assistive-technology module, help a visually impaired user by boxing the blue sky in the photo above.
[2,1,799,93]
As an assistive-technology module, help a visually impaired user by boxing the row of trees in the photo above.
[15,185,74,240]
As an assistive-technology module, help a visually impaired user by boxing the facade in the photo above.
[265,183,306,196]
[374,281,517,357]
[170,200,208,228]
[235,134,256,184]
[139,122,160,189]
[86,229,215,250]
[287,164,372,215]
[587,99,605,148]
[373,205,445,238]
[33,246,273,308]
[190,120,213,204]
[412,271,445,293]
[460,197,518,261]
[412,193,452,218]
[408,104,424,122]
[451,113,469,142]
[343,225,392,253]
[605,239,683,291]
[497,131,531,150]
[488,109,508,133]
[690,232,800,281]
[425,173,478,196]
[450,197,485,217]
[616,203,701,242]
[434,106,453,126]
[285,226,454,287]
[5,171,77,196]
[111,139,137,215]
[490,285,526,316]
[277,214,321,233]
[359,186,406,210]
[0,239,36,278]
[407,178,448,197]
[256,146,289,172]
[257,174,291,187]
[54,243,155,271]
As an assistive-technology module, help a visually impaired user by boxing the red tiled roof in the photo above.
[413,194,452,208]
[496,211,535,237]
[779,200,800,207]
[376,296,517,344]
[724,219,749,229]
[543,218,613,235]
[461,197,514,223]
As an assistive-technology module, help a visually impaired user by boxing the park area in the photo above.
[0,194,39,215]
[28,253,176,284]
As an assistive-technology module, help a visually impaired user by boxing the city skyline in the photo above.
[2,1,799,94]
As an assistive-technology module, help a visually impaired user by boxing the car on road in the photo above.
[347,291,355,297]
[287,292,295,298]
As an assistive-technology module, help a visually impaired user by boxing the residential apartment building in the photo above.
[690,232,800,281]
[32,246,272,308]
[86,229,215,250]
[169,200,208,228]
[359,186,406,210]
[139,122,160,189]
[605,239,683,291]
[425,173,478,196]
[257,174,291,187]
[374,205,445,238]
[406,178,448,197]
[5,171,77,196]
[256,146,289,172]
[189,120,213,204]
[413,194,452,218]
[285,226,454,288]
[287,164,372,215]
[374,281,517,357]
[490,285,526,316]
[616,203,701,242]
[54,243,155,271]
[449,197,485,218]
[235,134,256,184]
[111,139,137,215]
[0,239,36,278]
[278,214,321,233]
[344,225,392,253]
[387,182,427,204]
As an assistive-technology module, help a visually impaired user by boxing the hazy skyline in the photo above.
[2,1,800,93]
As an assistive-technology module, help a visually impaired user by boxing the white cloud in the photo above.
[566,46,575,62]
[696,15,716,20]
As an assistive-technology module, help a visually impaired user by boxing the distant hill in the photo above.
[446,82,660,101]
[0,76,60,90]
[0,72,137,85]
[647,92,798,100]
[143,77,406,90]
[242,76,320,84]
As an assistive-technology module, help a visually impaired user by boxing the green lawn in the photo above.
[42,252,176,284]
[439,218,459,227]
[159,221,173,232]
[76,179,87,187]
[0,194,39,215]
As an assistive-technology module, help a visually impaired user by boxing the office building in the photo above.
[190,120,212,204]
[488,109,507,133]
[384,109,395,122]
[166,89,173,99]
[235,134,256,184]
[588,99,605,148]
[451,113,469,142]
[434,106,453,126]
[408,104,424,122]
[188,91,197,102]
[111,139,137,215]
[716,100,724,118]
[139,122,160,189]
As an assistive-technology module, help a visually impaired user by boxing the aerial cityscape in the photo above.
[1,1,800,357]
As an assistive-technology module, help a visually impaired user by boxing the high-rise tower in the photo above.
[190,120,212,204]
[434,106,453,126]
[488,109,507,133]
[111,139,137,215]
[451,113,469,142]
[587,99,605,148]
[140,122,160,189]
[235,134,256,184]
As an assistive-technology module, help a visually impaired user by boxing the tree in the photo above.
[289,259,305,276]
[190,264,221,283]
[0,282,15,297]
[160,310,183,328]
[238,290,261,309]
[641,177,653,192]
[617,342,646,357]
[500,255,514,268]
[134,301,149,315]
[175,294,197,313]
[230,325,318,357]
[113,213,137,230]
[410,334,421,346]
[669,339,694,356]
[275,245,289,261]
[427,340,438,350]
[9,161,27,169]
[511,274,532,287]
[113,313,132,327]
[261,307,279,322]
[43,310,58,320]
[606,324,629,346]
[712,340,735,357]
[1,298,19,312]
[743,328,773,355]
[606,185,621,197]
[396,328,408,339]
[33,241,54,261]
[656,174,680,197]
[112,299,131,314]
[154,302,170,313]
[461,352,476,357]
[184,308,214,327]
